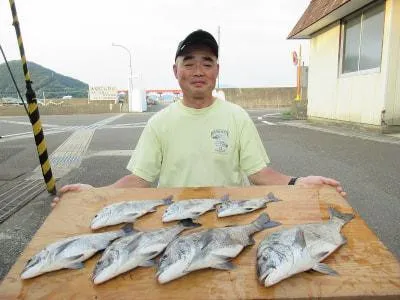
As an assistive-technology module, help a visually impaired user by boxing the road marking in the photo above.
[85,150,133,158]
[0,120,61,128]
[261,120,276,126]
[261,113,281,117]
[29,114,126,179]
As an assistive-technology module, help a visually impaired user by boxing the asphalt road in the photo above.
[0,105,399,280]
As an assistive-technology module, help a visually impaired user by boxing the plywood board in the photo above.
[0,186,399,299]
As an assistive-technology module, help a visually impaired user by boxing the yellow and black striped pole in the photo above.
[9,0,56,195]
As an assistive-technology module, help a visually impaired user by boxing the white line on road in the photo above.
[261,120,276,126]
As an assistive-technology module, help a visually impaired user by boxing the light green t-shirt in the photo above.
[126,98,270,187]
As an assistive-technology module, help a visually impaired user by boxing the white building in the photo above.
[288,0,400,132]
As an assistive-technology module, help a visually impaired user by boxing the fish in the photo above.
[257,207,354,287]
[92,219,201,284]
[162,197,225,222]
[91,195,173,229]
[20,224,133,279]
[216,192,280,217]
[157,213,280,284]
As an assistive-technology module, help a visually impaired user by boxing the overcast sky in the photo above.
[0,0,310,90]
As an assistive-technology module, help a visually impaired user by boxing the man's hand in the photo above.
[51,183,93,208]
[295,176,346,198]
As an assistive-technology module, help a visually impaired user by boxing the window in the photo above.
[341,1,385,74]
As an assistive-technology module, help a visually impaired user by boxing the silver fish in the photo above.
[92,219,201,284]
[21,224,133,279]
[157,213,280,284]
[216,192,280,217]
[162,197,225,222]
[91,195,173,229]
[257,207,354,287]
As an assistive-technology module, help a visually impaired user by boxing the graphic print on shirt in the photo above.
[211,129,229,153]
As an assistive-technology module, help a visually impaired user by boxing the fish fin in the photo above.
[179,218,201,228]
[66,254,85,261]
[139,259,156,267]
[315,251,330,260]
[54,239,79,256]
[252,213,281,230]
[147,208,157,213]
[126,235,143,253]
[328,207,354,225]
[191,211,203,217]
[67,262,85,269]
[245,236,256,246]
[265,192,281,203]
[244,207,255,211]
[163,195,174,205]
[121,223,135,235]
[200,232,215,250]
[340,234,347,245]
[220,194,230,202]
[212,261,235,270]
[312,263,339,276]
[126,212,140,217]
[294,229,307,248]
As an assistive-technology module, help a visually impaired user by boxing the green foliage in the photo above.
[0,60,88,99]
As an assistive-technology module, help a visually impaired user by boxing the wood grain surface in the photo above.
[0,185,399,299]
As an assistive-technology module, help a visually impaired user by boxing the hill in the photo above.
[0,60,88,99]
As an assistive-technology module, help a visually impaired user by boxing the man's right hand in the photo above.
[51,183,93,208]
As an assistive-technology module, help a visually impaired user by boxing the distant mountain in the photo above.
[0,60,88,99]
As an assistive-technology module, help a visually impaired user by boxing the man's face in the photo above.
[173,45,219,99]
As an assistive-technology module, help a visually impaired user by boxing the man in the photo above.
[52,29,345,206]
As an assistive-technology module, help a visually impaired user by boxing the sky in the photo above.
[0,0,310,90]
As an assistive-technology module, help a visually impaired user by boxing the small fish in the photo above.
[257,207,354,287]
[157,213,280,284]
[216,192,280,217]
[92,219,200,284]
[21,224,133,279]
[91,195,173,229]
[162,197,225,222]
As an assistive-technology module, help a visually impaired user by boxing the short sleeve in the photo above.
[239,116,270,176]
[126,122,162,182]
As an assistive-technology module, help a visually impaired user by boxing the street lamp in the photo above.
[112,43,133,80]
[112,43,134,111]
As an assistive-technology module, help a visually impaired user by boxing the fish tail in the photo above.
[329,207,354,225]
[179,218,201,228]
[252,213,281,231]
[163,195,174,205]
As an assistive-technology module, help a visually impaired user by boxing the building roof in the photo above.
[288,0,376,39]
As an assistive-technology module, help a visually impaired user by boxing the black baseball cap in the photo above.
[175,29,219,61]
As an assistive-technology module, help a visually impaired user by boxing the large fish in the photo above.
[162,197,225,222]
[157,213,280,284]
[92,219,201,284]
[216,192,280,217]
[91,196,173,229]
[257,207,354,287]
[21,224,133,279]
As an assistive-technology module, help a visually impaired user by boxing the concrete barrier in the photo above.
[221,87,298,108]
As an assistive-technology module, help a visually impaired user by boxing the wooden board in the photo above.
[0,186,399,299]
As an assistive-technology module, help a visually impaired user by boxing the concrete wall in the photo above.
[221,87,297,108]
[0,88,297,116]
[383,0,400,125]
[307,0,400,127]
